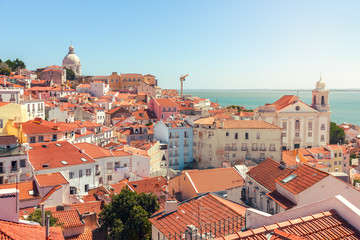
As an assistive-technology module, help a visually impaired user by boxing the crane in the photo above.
[180,74,189,96]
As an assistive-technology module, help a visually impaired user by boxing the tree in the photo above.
[65,68,75,80]
[0,62,11,76]
[99,187,159,240]
[3,59,26,71]
[330,121,346,144]
[27,209,60,227]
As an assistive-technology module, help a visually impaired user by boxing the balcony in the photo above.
[252,148,258,151]
[0,168,4,174]
[241,147,248,151]
[260,148,266,151]
[11,167,18,173]
[0,146,26,157]
[225,147,237,151]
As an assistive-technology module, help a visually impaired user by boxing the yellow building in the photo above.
[108,72,157,92]
[108,72,121,90]
[0,103,27,136]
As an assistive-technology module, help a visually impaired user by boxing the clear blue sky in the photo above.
[1,0,360,89]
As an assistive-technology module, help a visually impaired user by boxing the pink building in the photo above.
[148,98,180,121]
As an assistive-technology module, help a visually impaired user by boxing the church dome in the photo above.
[62,45,81,66]
[315,75,326,90]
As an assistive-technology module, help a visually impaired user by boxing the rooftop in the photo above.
[35,172,69,187]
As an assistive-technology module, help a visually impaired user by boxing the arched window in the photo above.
[295,120,300,130]
[313,95,316,105]
[321,96,325,105]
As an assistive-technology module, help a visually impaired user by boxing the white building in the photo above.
[0,87,23,104]
[256,77,331,150]
[62,45,82,77]
[90,81,109,97]
[28,141,96,196]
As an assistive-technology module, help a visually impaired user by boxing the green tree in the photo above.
[27,209,60,227]
[3,59,26,71]
[0,68,11,76]
[65,68,75,80]
[99,187,159,240]
[330,121,346,144]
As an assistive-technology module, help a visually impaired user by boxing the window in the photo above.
[321,124,325,130]
[295,132,300,137]
[245,133,249,139]
[235,133,238,139]
[334,161,337,165]
[308,122,312,130]
[115,162,120,168]
[107,162,113,169]
[86,169,91,176]
[11,161,17,172]
[256,132,260,139]
[269,144,275,151]
[226,131,229,137]
[252,143,258,151]
[85,184,89,192]
[308,132,312,137]
[107,175,112,181]
[184,131,188,138]
[241,143,247,151]
[232,153,236,158]
[321,135,325,141]
[295,120,300,130]
[260,143,266,151]
[0,119,3,128]
[79,170,83,178]
[282,122,287,130]
[335,153,337,158]
[70,187,77,195]
[282,132,287,137]
[321,96,325,105]
[38,136,44,142]
[30,137,36,143]
[20,160,26,168]
[246,153,250,160]
[69,172,74,179]
[52,134,57,141]
[339,153,342,157]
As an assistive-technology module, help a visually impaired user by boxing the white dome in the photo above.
[62,45,81,66]
[315,75,326,90]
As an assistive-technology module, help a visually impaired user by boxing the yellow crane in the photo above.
[180,74,189,96]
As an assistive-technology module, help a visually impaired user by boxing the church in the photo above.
[256,77,331,150]
[62,44,81,77]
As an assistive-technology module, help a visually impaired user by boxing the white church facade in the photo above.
[256,77,331,150]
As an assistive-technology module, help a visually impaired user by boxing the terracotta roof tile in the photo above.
[0,220,64,240]
[150,193,246,238]
[184,167,244,194]
[35,172,68,187]
[247,158,292,191]
[66,202,102,215]
[266,190,296,210]
[52,209,84,229]
[217,210,360,240]
[74,143,112,159]
[0,181,40,201]
[275,164,329,195]
[154,98,178,107]
[65,228,95,240]
[28,141,95,171]
[113,176,167,195]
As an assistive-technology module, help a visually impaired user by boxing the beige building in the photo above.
[256,77,330,150]
[193,118,282,169]
[108,72,157,91]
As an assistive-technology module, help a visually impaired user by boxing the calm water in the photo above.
[184,89,360,125]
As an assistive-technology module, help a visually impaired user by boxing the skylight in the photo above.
[60,161,68,165]
[28,190,34,196]
[80,158,87,162]
[281,174,297,183]
[29,147,33,150]
[55,143,62,147]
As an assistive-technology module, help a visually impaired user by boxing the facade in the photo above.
[118,124,153,145]
[0,135,32,184]
[256,78,331,150]
[154,120,193,170]
[40,65,66,85]
[0,103,27,135]
[89,81,109,97]
[193,118,282,169]
[62,45,81,77]
[0,87,23,104]
[148,98,180,121]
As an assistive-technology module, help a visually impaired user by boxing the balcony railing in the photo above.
[241,147,248,151]
[225,147,237,151]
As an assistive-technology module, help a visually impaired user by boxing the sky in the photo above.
[1,0,360,89]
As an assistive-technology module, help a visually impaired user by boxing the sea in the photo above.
[183,89,360,126]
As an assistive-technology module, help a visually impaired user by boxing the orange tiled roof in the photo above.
[65,228,95,240]
[150,193,246,238]
[185,168,244,193]
[28,141,95,171]
[66,202,102,215]
[275,164,329,195]
[35,172,68,187]
[266,190,296,210]
[266,95,299,111]
[52,210,84,229]
[221,120,281,129]
[114,176,167,195]
[247,158,292,191]
[216,210,360,240]
[154,98,178,107]
[75,142,112,159]
[0,181,39,201]
[0,220,64,240]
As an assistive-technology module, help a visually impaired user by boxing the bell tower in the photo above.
[311,74,330,112]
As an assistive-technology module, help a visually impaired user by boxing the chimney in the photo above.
[40,203,45,226]
[164,200,177,215]
[185,225,198,240]
[279,160,286,170]
[45,215,50,240]
[38,93,41,100]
